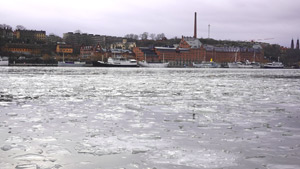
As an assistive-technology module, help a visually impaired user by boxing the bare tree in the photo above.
[74,30,82,34]
[140,32,149,40]
[156,33,166,40]
[124,33,139,40]
[133,34,139,40]
[16,25,26,30]
[0,24,12,29]
[150,33,156,40]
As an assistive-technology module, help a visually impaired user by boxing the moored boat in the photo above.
[0,57,9,66]
[58,61,86,67]
[263,57,284,69]
[93,57,138,67]
[193,61,220,68]
[138,61,169,68]
[138,53,169,68]
[228,60,253,68]
[263,62,284,69]
[193,58,220,68]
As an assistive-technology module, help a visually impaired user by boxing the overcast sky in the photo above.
[1,0,299,47]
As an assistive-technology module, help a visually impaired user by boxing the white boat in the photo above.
[263,62,284,69]
[58,61,86,67]
[138,53,169,68]
[227,51,253,68]
[250,62,261,69]
[93,57,138,67]
[193,58,220,68]
[0,57,9,66]
[263,57,284,69]
[138,61,169,68]
[228,61,253,68]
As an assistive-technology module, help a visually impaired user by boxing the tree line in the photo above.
[124,32,166,40]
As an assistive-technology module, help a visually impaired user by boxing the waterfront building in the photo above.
[133,36,266,67]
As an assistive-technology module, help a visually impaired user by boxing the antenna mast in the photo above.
[208,24,210,39]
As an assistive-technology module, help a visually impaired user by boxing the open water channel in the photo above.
[0,67,300,169]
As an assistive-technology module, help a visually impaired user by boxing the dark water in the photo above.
[0,67,300,169]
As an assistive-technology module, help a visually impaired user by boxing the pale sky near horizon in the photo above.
[1,0,299,47]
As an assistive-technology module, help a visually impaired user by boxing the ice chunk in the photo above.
[14,153,46,161]
[1,145,12,151]
[15,164,38,169]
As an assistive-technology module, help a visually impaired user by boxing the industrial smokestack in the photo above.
[194,12,197,39]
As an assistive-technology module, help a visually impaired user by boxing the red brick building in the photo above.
[133,36,267,67]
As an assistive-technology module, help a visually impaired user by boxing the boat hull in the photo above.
[227,62,253,68]
[263,62,284,69]
[93,61,138,67]
[0,61,9,66]
[58,61,86,67]
[193,62,220,68]
[138,62,169,68]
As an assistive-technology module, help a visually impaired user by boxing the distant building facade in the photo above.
[15,30,46,44]
[0,27,13,40]
[110,38,136,50]
[56,43,73,54]
[133,36,266,67]
[80,43,102,57]
[3,43,42,56]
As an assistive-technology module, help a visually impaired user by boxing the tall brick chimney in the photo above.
[291,39,294,49]
[194,12,197,39]
[296,39,299,50]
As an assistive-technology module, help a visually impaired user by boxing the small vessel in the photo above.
[93,57,138,67]
[263,62,284,69]
[227,51,253,68]
[0,57,9,66]
[227,61,253,68]
[57,52,86,67]
[57,61,86,67]
[193,58,220,68]
[138,61,169,68]
[263,57,284,69]
[138,53,169,68]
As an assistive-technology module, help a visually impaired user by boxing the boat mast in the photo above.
[235,49,237,62]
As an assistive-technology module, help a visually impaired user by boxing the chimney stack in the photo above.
[194,12,197,39]
[296,39,299,50]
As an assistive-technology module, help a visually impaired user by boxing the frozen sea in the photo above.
[0,67,300,169]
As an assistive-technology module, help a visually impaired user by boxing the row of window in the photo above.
[8,48,32,52]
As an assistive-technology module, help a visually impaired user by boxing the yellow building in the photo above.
[15,30,46,43]
[56,44,73,54]
[3,43,42,56]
